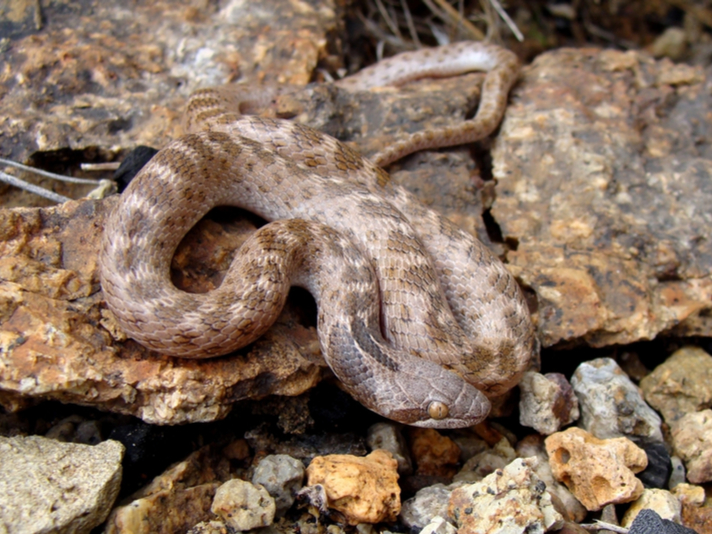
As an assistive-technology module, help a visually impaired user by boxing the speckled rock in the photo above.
[674,484,712,534]
[448,457,564,534]
[671,409,712,484]
[571,358,663,444]
[305,450,400,525]
[453,437,516,484]
[545,427,647,511]
[516,435,587,523]
[420,515,457,534]
[252,454,305,517]
[399,484,452,529]
[366,423,412,475]
[408,428,461,478]
[622,488,682,527]
[0,435,123,534]
[186,521,230,534]
[519,371,579,435]
[640,347,712,425]
[211,479,276,530]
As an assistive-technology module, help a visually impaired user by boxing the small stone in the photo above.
[638,441,672,489]
[252,454,305,517]
[629,508,698,534]
[399,484,451,529]
[420,515,457,534]
[640,346,712,425]
[453,437,516,484]
[671,409,712,484]
[669,456,687,489]
[0,435,123,534]
[211,479,276,530]
[545,427,647,511]
[671,483,705,506]
[448,457,564,534]
[305,450,400,525]
[571,357,663,443]
[518,371,579,434]
[366,422,412,475]
[516,434,587,523]
[449,433,488,463]
[622,488,682,527]
[186,520,229,534]
[408,428,461,478]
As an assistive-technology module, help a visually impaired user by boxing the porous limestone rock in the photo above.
[544,427,647,511]
[448,457,564,534]
[211,479,276,530]
[305,449,400,525]
[0,435,123,534]
[671,409,712,484]
[519,371,579,435]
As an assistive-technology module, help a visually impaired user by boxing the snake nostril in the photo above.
[428,401,449,420]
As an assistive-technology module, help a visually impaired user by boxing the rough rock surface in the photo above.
[0,435,124,534]
[629,508,699,534]
[305,450,400,525]
[448,457,564,534]
[518,371,579,435]
[420,515,457,534]
[544,427,647,511]
[400,484,452,529]
[671,409,712,484]
[640,346,712,425]
[453,437,517,484]
[571,357,663,444]
[211,479,276,530]
[366,423,413,475]
[408,428,461,478]
[622,488,682,526]
[251,454,305,517]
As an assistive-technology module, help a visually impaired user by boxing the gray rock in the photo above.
[571,358,663,444]
[0,435,124,534]
[420,516,457,534]
[211,479,275,530]
[629,509,697,534]
[519,371,579,434]
[366,423,412,475]
[399,484,452,529]
[252,454,305,517]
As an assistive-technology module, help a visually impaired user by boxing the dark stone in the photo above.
[113,146,158,192]
[629,509,699,534]
[638,441,672,488]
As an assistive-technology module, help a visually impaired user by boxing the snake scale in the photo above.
[100,42,537,428]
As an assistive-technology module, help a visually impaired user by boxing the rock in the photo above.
[622,488,682,527]
[251,454,305,517]
[211,479,276,530]
[305,450,400,525]
[186,521,230,534]
[670,456,687,489]
[408,428,461,478]
[544,427,647,511]
[399,484,452,529]
[640,347,712,425]
[671,409,712,484]
[420,515,457,534]
[518,371,579,435]
[671,483,706,507]
[0,435,123,534]
[366,423,412,475]
[449,432,489,463]
[453,437,516,484]
[44,415,103,445]
[448,457,564,534]
[570,358,663,444]
[516,434,587,523]
[628,508,698,534]
[106,483,220,534]
[638,441,672,489]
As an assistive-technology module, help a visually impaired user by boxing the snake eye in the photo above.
[428,401,449,420]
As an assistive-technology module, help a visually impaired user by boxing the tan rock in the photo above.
[211,479,276,530]
[640,347,712,425]
[671,483,706,507]
[671,409,712,484]
[544,427,647,511]
[448,457,564,534]
[408,428,461,478]
[518,371,579,435]
[622,488,682,527]
[305,450,400,525]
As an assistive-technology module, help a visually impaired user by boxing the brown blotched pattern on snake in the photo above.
[100,41,536,428]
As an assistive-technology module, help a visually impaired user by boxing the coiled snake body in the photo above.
[100,42,536,428]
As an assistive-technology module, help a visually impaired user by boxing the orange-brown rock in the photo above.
[408,428,461,478]
[305,449,400,525]
[544,427,647,511]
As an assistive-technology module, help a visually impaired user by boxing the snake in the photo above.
[99,41,536,428]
